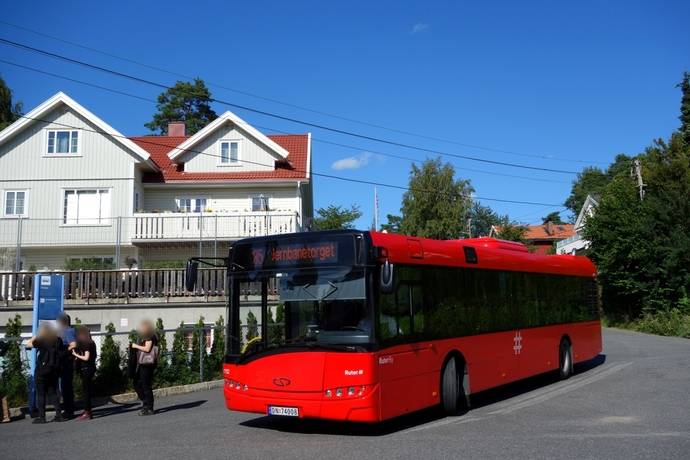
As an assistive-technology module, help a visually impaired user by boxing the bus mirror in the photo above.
[185,260,199,292]
[380,260,395,294]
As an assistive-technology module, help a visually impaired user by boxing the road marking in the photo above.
[399,361,633,435]
[400,415,486,434]
[487,361,632,416]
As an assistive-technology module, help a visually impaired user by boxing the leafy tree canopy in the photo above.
[0,75,22,131]
[313,204,362,230]
[145,78,217,135]
[380,214,402,233]
[469,202,509,237]
[678,71,690,146]
[399,158,474,239]
[542,211,565,224]
[585,133,690,319]
[564,154,632,218]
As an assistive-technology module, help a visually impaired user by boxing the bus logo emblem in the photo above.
[273,377,291,387]
[513,331,523,355]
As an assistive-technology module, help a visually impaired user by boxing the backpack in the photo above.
[38,339,61,375]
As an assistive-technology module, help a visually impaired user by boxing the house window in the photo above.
[62,189,111,225]
[251,195,270,212]
[47,130,80,155]
[176,197,207,213]
[219,140,240,165]
[4,190,28,217]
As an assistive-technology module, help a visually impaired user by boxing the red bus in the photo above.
[187,229,601,422]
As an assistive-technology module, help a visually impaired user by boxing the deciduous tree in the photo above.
[312,204,362,230]
[399,158,473,239]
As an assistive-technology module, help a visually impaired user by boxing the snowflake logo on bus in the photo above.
[513,331,523,355]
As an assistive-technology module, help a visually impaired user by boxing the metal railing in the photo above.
[0,211,300,271]
[0,267,227,304]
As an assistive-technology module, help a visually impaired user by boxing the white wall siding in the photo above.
[0,104,139,181]
[178,121,279,173]
[142,186,300,213]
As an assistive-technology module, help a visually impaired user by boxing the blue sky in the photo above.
[1,1,688,226]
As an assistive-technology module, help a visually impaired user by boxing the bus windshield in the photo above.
[234,266,373,357]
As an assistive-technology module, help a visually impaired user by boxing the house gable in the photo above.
[168,111,289,173]
[0,96,157,182]
[0,92,156,169]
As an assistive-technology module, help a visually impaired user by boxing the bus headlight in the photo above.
[324,385,368,399]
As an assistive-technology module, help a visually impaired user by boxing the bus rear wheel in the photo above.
[441,356,468,416]
[559,339,573,380]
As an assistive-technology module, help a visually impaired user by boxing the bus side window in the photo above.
[411,284,424,335]
[378,283,412,342]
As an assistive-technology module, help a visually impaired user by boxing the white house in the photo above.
[555,195,599,255]
[0,92,313,270]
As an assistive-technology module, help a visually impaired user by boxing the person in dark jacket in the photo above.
[56,313,76,419]
[131,320,158,416]
[72,327,97,420]
[26,324,64,424]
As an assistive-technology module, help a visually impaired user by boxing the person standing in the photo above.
[72,327,97,420]
[56,313,76,419]
[131,320,158,416]
[26,324,64,424]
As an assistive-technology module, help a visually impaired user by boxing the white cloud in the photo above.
[410,23,429,35]
[331,152,374,171]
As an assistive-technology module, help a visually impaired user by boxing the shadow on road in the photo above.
[90,399,207,418]
[240,354,607,436]
[155,400,207,414]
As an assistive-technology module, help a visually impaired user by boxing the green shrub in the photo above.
[143,260,187,269]
[95,323,126,395]
[633,309,690,338]
[1,315,28,406]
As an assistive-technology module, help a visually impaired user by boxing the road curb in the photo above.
[8,379,223,418]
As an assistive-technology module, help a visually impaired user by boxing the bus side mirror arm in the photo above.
[185,260,199,292]
[380,260,395,294]
[185,257,229,292]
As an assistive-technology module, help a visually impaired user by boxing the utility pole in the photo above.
[631,158,646,201]
[467,217,472,239]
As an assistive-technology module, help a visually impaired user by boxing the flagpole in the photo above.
[374,186,379,231]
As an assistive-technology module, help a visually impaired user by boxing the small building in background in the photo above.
[556,195,599,255]
[490,220,577,255]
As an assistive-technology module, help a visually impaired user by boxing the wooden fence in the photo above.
[0,268,228,304]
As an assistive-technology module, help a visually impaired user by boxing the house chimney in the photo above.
[545,220,554,236]
[168,121,186,137]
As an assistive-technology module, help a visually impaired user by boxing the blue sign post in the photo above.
[28,274,64,413]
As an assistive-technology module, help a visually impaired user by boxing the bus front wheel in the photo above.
[559,338,573,380]
[441,356,468,416]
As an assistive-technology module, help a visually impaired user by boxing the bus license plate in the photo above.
[268,406,299,417]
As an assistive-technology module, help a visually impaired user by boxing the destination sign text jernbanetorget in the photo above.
[249,242,338,268]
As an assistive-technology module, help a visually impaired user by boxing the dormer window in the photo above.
[47,130,80,155]
[219,140,240,165]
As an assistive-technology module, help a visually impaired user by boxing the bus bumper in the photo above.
[223,381,381,422]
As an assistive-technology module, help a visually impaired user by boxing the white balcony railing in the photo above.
[132,212,299,241]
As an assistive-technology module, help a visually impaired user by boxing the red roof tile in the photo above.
[523,223,576,241]
[130,134,309,183]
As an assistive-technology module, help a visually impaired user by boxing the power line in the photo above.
[0,58,570,185]
[0,37,580,175]
[13,113,565,207]
[0,19,608,166]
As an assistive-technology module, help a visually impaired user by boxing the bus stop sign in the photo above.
[29,274,65,413]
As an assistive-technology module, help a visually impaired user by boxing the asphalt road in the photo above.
[2,328,689,460]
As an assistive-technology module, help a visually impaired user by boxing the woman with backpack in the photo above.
[26,324,64,424]
[71,326,97,420]
[130,319,158,416]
